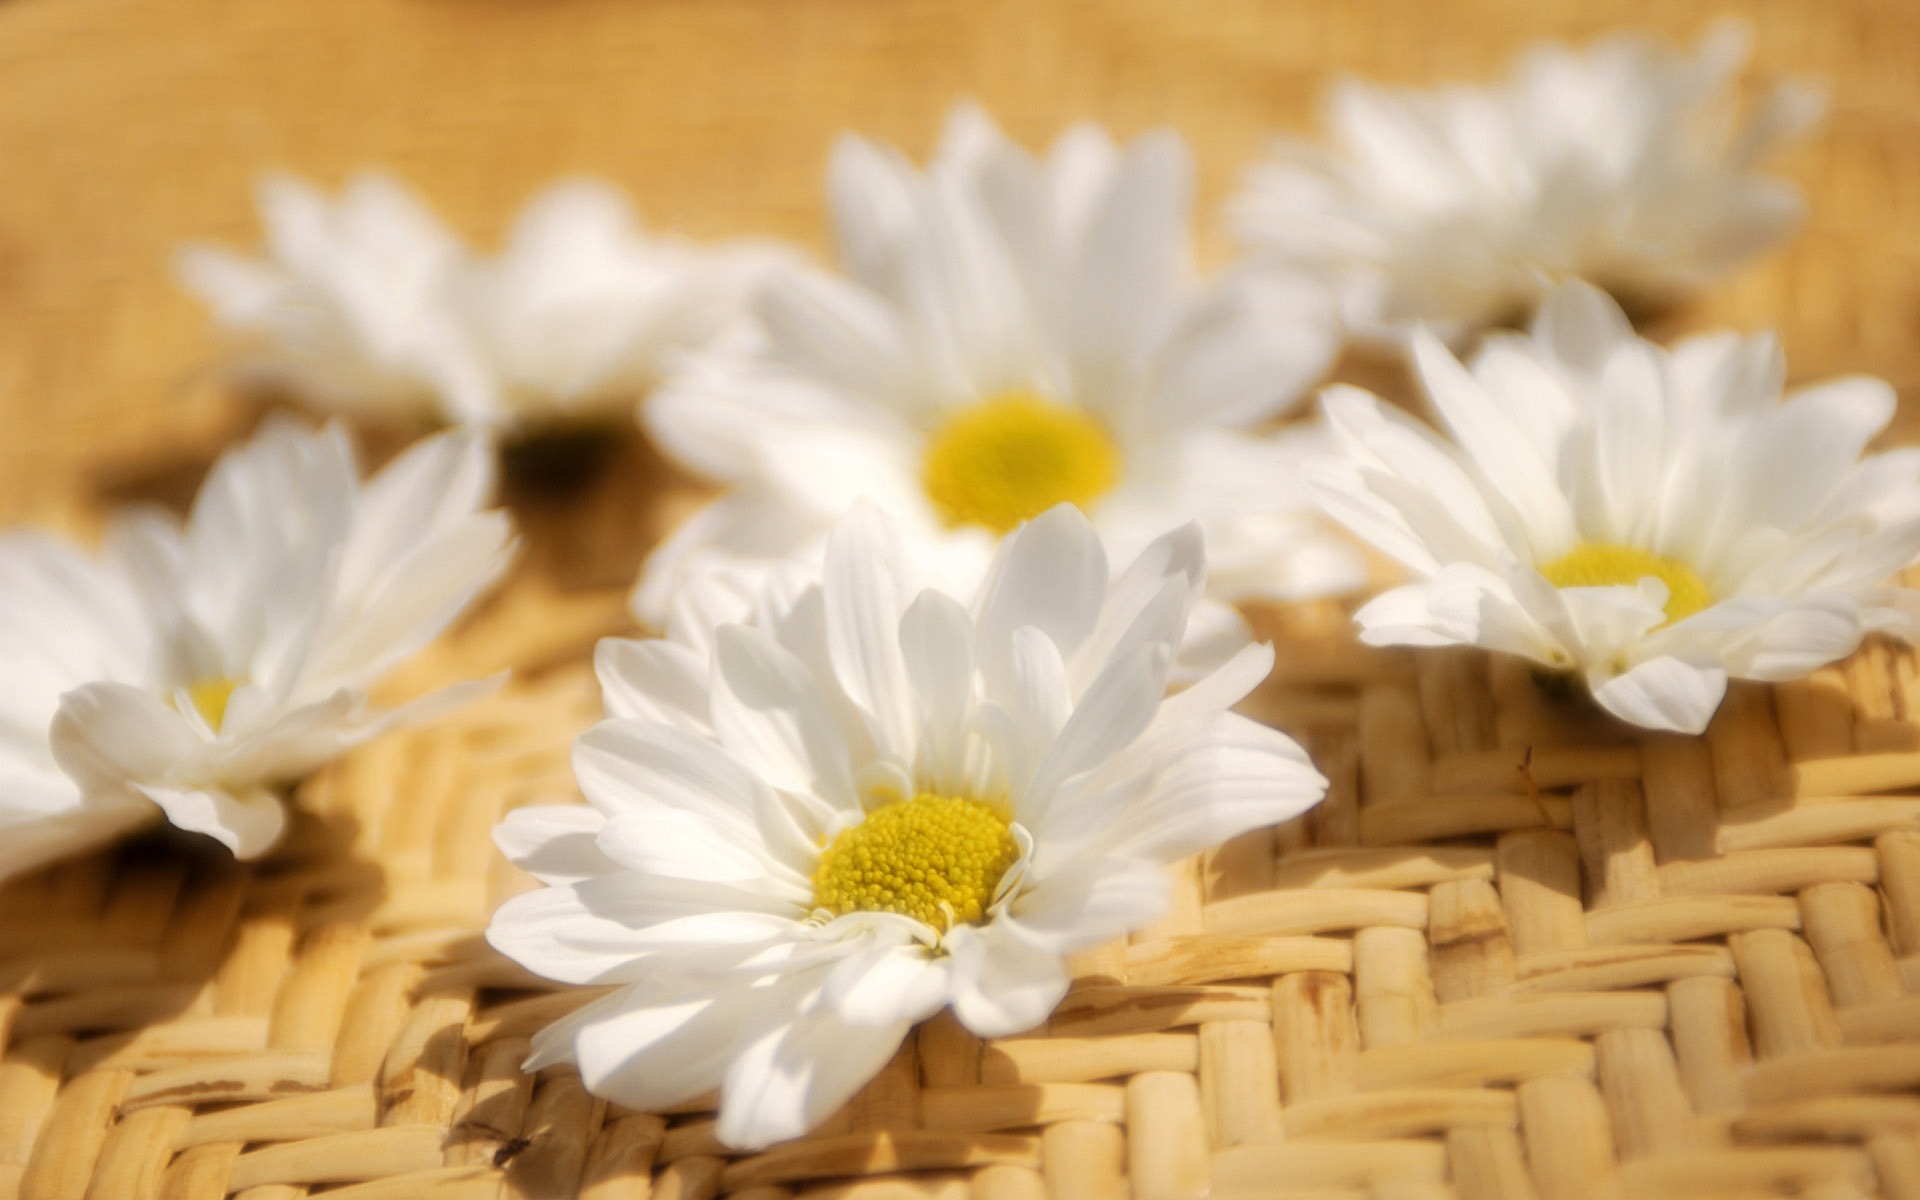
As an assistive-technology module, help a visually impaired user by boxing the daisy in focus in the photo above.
[1310,281,1920,734]
[177,174,786,434]
[1233,24,1821,346]
[0,422,514,880]
[488,503,1326,1150]
[636,103,1361,630]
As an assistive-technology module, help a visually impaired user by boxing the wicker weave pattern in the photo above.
[5,0,1920,1197]
[3,592,1920,1199]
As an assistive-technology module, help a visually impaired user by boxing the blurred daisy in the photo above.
[177,174,786,433]
[1310,281,1920,734]
[489,504,1326,1150]
[447,181,788,429]
[0,422,514,880]
[1233,24,1821,346]
[636,103,1359,629]
[176,174,481,422]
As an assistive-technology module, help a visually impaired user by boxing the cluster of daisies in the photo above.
[6,25,1915,1150]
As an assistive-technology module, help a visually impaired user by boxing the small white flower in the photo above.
[1309,281,1920,734]
[447,181,795,427]
[488,503,1326,1150]
[636,103,1360,630]
[0,422,514,880]
[178,174,789,431]
[177,174,482,422]
[1233,24,1822,345]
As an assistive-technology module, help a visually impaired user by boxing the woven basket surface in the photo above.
[5,0,1920,1197]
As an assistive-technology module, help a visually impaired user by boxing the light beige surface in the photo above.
[4,0,1920,1197]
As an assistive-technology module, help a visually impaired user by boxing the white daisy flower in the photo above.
[488,503,1326,1150]
[635,103,1360,630]
[177,174,787,432]
[0,421,514,880]
[1310,281,1920,734]
[446,180,791,429]
[176,174,482,422]
[1233,24,1822,346]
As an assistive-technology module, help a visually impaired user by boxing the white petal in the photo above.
[1044,124,1122,248]
[710,626,858,810]
[336,427,495,599]
[993,626,1074,800]
[572,720,782,841]
[1355,563,1563,665]
[1073,522,1203,690]
[0,534,151,730]
[237,676,498,789]
[893,175,1031,397]
[174,243,289,320]
[945,919,1071,1039]
[1020,643,1170,828]
[1530,279,1634,375]
[828,133,921,300]
[1169,599,1258,685]
[139,784,289,858]
[821,504,919,761]
[1658,594,1864,682]
[755,268,923,414]
[628,490,829,630]
[822,927,953,1027]
[1050,711,1325,866]
[1155,640,1275,729]
[596,806,800,887]
[899,590,977,794]
[1350,584,1471,649]
[946,106,1051,289]
[1063,129,1191,422]
[1589,657,1728,734]
[1414,330,1574,559]
[101,512,190,630]
[1010,856,1170,950]
[1574,338,1669,547]
[487,879,794,985]
[595,638,712,729]
[717,994,914,1151]
[569,980,772,1114]
[976,506,1109,702]
[49,682,202,798]
[303,509,513,692]
[493,804,617,886]
[1315,388,1511,571]
[1728,377,1897,532]
[1147,271,1339,433]
[1525,574,1667,668]
[642,357,823,487]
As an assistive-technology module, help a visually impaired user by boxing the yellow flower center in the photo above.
[1538,542,1713,625]
[920,391,1121,533]
[813,793,1019,929]
[182,676,240,732]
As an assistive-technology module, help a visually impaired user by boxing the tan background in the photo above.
[6,3,1920,1198]
[3,0,1919,538]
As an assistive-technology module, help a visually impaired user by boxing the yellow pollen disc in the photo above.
[813,793,1019,929]
[183,677,240,733]
[920,391,1121,534]
[1538,542,1713,625]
